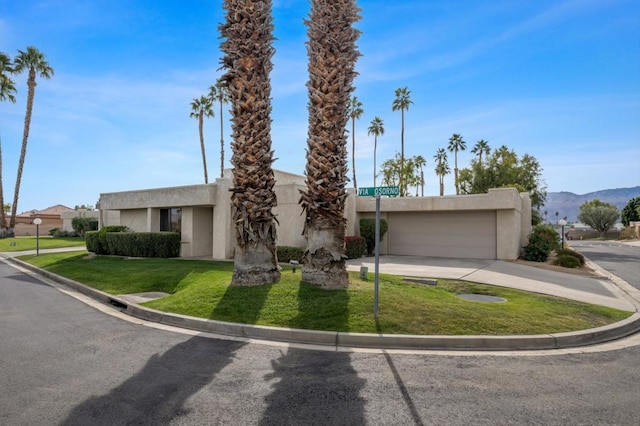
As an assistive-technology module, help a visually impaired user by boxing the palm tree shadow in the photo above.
[61,336,246,425]
[259,281,366,425]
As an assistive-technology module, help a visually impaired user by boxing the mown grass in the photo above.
[21,251,631,335]
[0,236,86,252]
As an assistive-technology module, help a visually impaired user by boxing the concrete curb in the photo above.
[5,255,640,351]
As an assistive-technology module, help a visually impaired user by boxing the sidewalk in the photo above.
[3,248,640,351]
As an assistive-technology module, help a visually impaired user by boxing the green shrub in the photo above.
[71,217,99,238]
[277,246,304,263]
[86,226,131,255]
[553,254,581,268]
[555,248,585,266]
[104,232,180,258]
[345,236,367,259]
[53,229,78,238]
[359,218,388,254]
[523,224,560,262]
[49,228,59,236]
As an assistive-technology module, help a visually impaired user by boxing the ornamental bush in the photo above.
[523,224,560,262]
[555,248,585,266]
[553,254,581,268]
[359,218,388,254]
[277,246,304,263]
[345,236,367,259]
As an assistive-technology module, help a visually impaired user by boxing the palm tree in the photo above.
[220,0,281,286]
[434,148,449,196]
[190,95,214,184]
[348,96,363,191]
[0,52,17,232]
[447,133,466,195]
[392,86,413,196]
[367,116,384,187]
[471,139,490,164]
[10,46,53,230]
[414,155,426,196]
[298,0,361,289]
[208,79,230,178]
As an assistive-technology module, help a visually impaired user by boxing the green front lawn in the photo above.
[0,236,86,252]
[21,251,631,336]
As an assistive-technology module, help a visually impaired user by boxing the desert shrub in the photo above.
[359,218,388,254]
[53,229,78,238]
[345,236,367,259]
[277,246,304,263]
[523,233,552,262]
[553,254,581,268]
[555,248,585,266]
[71,217,99,238]
[619,227,637,240]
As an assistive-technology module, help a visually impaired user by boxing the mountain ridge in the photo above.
[543,186,640,223]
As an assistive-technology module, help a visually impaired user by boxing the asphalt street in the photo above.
[2,256,640,425]
[569,240,640,290]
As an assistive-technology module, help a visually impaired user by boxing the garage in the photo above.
[387,210,497,259]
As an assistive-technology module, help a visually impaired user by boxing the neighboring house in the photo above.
[98,169,531,260]
[14,204,76,236]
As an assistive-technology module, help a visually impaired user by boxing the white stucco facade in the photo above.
[98,170,531,260]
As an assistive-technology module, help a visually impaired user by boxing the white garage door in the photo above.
[387,211,497,259]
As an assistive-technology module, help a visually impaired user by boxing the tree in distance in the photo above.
[578,199,620,238]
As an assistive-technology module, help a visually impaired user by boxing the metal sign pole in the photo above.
[374,194,380,319]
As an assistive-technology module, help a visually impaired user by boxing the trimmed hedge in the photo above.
[359,218,388,254]
[555,248,585,266]
[86,230,180,258]
[277,246,305,263]
[345,236,367,259]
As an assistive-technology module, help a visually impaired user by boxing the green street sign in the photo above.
[357,186,400,197]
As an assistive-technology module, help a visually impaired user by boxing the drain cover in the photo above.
[457,294,506,303]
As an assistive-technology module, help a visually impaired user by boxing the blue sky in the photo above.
[0,0,639,212]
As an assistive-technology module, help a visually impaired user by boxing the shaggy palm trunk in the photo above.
[10,70,36,230]
[299,0,361,289]
[198,112,209,184]
[220,0,280,286]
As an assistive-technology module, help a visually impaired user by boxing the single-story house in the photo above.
[98,169,531,260]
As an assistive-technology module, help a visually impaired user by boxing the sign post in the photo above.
[357,186,398,319]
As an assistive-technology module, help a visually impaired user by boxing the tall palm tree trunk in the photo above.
[10,72,36,230]
[373,135,377,187]
[198,112,209,184]
[299,0,361,289]
[400,109,404,195]
[351,117,357,191]
[0,130,6,230]
[219,97,225,178]
[220,0,280,286]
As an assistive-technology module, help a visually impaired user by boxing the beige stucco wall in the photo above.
[61,210,100,232]
[98,170,531,261]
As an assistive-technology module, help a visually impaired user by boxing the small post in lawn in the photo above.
[33,218,42,256]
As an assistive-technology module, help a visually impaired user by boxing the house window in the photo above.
[160,208,181,233]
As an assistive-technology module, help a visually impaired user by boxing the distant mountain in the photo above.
[543,186,640,223]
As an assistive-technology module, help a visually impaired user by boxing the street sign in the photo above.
[357,186,399,197]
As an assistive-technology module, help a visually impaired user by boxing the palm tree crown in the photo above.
[348,96,363,191]
[190,95,214,184]
[447,133,466,195]
[392,86,413,196]
[434,148,450,196]
[10,46,54,230]
[471,139,490,164]
[367,116,384,187]
[0,52,17,103]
